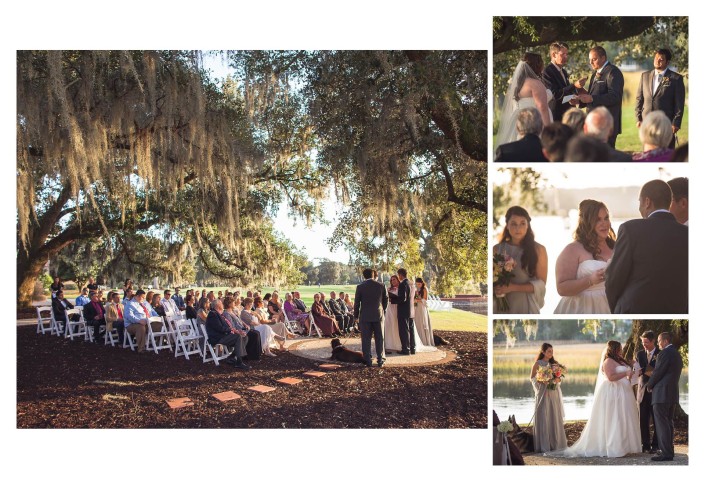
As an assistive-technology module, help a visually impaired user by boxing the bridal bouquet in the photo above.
[493,252,516,312]
[414,293,421,307]
[536,364,566,390]
[497,420,513,434]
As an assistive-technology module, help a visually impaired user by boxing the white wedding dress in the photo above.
[384,289,436,353]
[553,260,610,314]
[562,358,641,458]
[496,61,554,146]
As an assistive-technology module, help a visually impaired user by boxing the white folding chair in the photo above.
[199,324,232,366]
[36,306,53,335]
[146,316,172,354]
[308,313,322,338]
[123,325,137,351]
[281,308,302,335]
[173,318,203,360]
[51,309,65,336]
[104,321,122,347]
[64,308,87,341]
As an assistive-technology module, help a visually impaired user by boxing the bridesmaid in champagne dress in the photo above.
[493,206,548,314]
[531,343,568,453]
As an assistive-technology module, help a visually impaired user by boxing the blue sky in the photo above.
[203,53,349,264]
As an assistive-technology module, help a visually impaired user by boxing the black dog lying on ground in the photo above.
[330,338,366,364]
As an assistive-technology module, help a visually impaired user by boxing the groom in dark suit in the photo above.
[646,332,683,462]
[541,42,587,122]
[605,179,688,313]
[576,46,624,147]
[636,48,685,149]
[636,331,660,453]
[395,268,416,355]
[353,268,388,367]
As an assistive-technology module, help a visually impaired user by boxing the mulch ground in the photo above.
[16,326,487,428]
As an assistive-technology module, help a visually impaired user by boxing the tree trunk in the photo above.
[17,253,48,308]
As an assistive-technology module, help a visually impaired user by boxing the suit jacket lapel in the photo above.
[588,71,597,93]
[649,70,656,96]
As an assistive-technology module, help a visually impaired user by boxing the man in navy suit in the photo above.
[605,180,688,313]
[646,332,683,461]
[575,46,624,148]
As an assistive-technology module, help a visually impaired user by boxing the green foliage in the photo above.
[492,168,548,229]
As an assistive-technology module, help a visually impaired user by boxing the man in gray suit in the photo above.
[646,332,683,461]
[354,268,388,367]
[636,48,686,149]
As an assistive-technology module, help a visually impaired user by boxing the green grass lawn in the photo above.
[59,283,487,333]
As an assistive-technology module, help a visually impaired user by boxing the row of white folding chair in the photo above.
[146,316,173,354]
[170,317,203,360]
[36,306,53,335]
[428,295,453,312]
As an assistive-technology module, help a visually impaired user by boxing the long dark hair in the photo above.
[604,340,629,366]
[415,277,427,298]
[536,342,559,365]
[501,206,539,277]
[574,199,616,259]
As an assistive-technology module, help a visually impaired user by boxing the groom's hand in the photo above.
[574,77,587,89]
[578,93,593,104]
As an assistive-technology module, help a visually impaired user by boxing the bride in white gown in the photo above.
[562,341,641,458]
[384,275,436,353]
[496,52,554,147]
[554,200,615,314]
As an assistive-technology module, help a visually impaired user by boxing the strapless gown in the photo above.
[554,260,610,314]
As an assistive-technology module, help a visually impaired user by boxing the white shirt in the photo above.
[653,67,669,93]
[648,209,671,218]
[162,297,180,316]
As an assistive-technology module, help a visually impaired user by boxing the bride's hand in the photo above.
[588,269,605,286]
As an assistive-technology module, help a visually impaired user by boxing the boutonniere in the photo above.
[661,77,671,87]
[595,71,602,81]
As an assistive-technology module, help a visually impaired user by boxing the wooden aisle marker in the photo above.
[167,397,194,409]
[248,385,276,393]
[212,391,242,402]
[276,377,303,385]
[303,371,327,377]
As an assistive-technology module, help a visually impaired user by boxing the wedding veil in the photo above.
[593,346,608,396]
[496,61,542,147]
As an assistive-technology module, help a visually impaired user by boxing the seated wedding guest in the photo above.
[328,291,351,332]
[122,287,133,303]
[86,277,98,292]
[495,107,548,162]
[493,206,548,314]
[105,291,125,344]
[246,290,254,299]
[633,110,674,162]
[199,289,207,303]
[667,177,688,225]
[343,293,354,312]
[145,291,155,305]
[561,107,586,134]
[252,297,272,324]
[565,134,609,162]
[151,293,166,318]
[161,289,180,317]
[52,290,79,325]
[123,289,158,353]
[217,291,223,300]
[83,291,107,343]
[196,297,209,324]
[171,288,185,309]
[284,292,310,334]
[222,297,261,361]
[207,291,216,302]
[293,291,307,312]
[540,122,573,162]
[267,292,285,323]
[239,297,285,355]
[184,294,198,320]
[583,107,632,162]
[104,290,115,310]
[338,291,359,332]
[75,288,91,307]
[205,299,250,370]
[50,276,64,296]
[311,293,342,337]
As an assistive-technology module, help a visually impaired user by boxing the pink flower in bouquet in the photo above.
[493,252,516,312]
